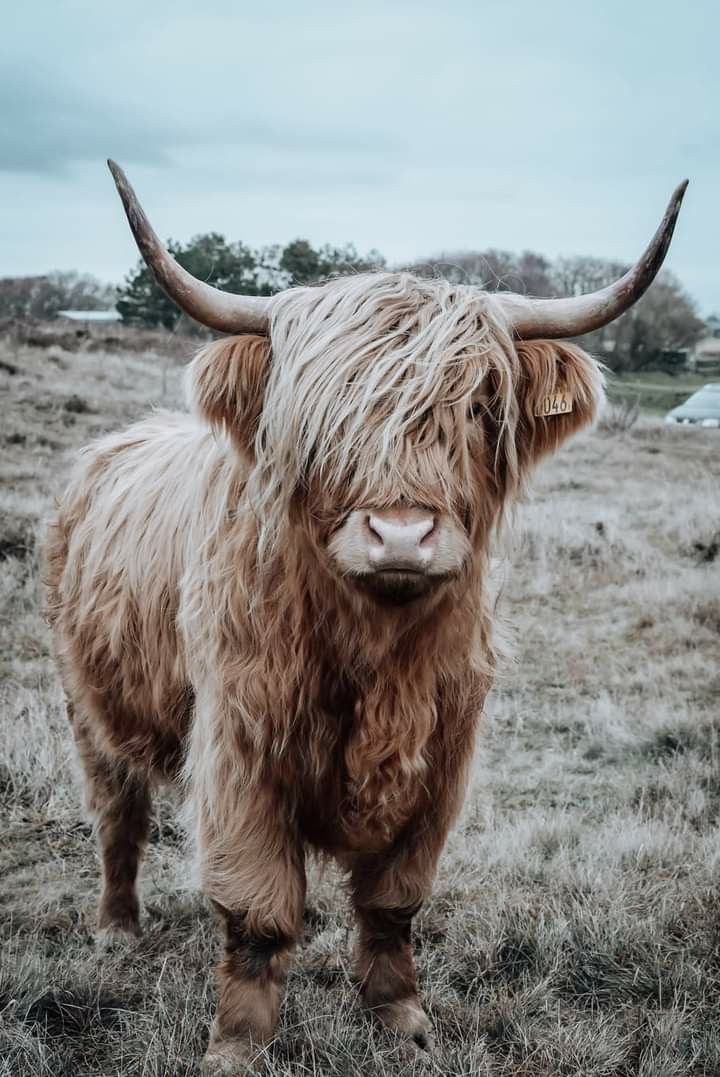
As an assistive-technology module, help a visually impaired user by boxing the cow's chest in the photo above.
[291,673,431,855]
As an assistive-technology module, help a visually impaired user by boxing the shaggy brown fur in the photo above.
[46,274,603,1070]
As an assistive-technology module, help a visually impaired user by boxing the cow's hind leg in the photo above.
[72,713,151,939]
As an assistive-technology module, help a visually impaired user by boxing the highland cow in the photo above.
[46,164,687,1073]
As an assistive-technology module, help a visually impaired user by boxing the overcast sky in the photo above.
[1,0,718,311]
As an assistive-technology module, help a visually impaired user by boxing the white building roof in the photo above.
[57,309,121,322]
[695,335,720,356]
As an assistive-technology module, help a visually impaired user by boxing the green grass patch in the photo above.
[606,369,712,414]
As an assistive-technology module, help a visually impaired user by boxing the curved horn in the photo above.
[496,180,689,340]
[108,160,270,335]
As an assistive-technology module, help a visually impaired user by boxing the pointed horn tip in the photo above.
[107,159,130,196]
[673,178,689,206]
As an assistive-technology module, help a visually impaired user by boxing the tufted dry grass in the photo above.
[1,337,719,1076]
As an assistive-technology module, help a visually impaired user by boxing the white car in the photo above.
[665,384,720,427]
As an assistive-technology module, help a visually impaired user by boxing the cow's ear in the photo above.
[514,340,605,466]
[190,334,271,459]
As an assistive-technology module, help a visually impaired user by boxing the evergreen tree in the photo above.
[116,233,271,329]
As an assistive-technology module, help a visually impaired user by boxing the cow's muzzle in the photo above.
[345,508,453,605]
[328,505,469,604]
[354,568,439,605]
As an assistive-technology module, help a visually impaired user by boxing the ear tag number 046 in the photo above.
[534,390,574,418]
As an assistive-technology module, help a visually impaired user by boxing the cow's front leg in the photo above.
[353,896,431,1048]
[348,680,483,1049]
[206,903,299,1074]
[199,796,305,1075]
[350,853,434,1050]
[348,745,477,1049]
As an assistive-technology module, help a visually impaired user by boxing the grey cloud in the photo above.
[0,65,399,177]
[0,70,168,173]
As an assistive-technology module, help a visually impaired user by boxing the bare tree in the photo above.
[404,248,555,296]
[555,262,704,372]
[0,272,116,320]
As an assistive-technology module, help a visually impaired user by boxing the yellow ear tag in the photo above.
[534,388,574,418]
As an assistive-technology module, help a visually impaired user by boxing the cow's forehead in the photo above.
[269,272,515,373]
[276,271,491,323]
[254,272,520,496]
[269,274,509,390]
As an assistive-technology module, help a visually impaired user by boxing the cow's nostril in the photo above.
[366,514,385,545]
[418,517,436,545]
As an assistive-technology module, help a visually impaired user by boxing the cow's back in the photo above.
[47,410,234,777]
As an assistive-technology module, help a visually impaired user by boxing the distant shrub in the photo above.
[692,532,720,565]
[598,398,640,434]
[63,394,92,415]
[0,517,33,561]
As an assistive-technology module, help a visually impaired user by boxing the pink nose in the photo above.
[365,508,436,570]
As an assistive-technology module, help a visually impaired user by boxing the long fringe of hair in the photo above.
[248,273,521,567]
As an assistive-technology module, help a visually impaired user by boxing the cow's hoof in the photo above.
[373,996,434,1051]
[95,921,141,953]
[202,1029,264,1075]
[97,894,141,945]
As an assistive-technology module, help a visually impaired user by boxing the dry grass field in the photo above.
[1,334,719,1077]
